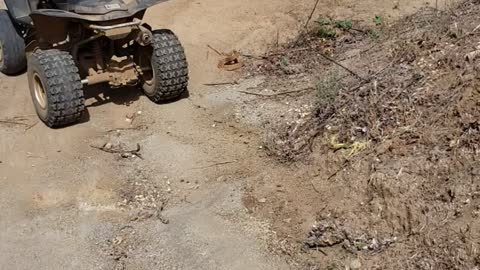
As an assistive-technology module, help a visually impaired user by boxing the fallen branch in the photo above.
[207,44,224,56]
[327,159,350,181]
[319,52,368,82]
[90,143,143,159]
[294,0,321,46]
[262,47,310,59]
[106,126,144,133]
[455,23,480,44]
[239,87,315,97]
[204,81,238,86]
[257,48,367,82]
[0,120,30,126]
[303,0,321,30]
[24,121,39,132]
[240,53,264,60]
[190,160,238,170]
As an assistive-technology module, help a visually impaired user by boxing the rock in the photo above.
[305,223,346,248]
[104,143,113,150]
[216,175,228,182]
[121,153,132,158]
[393,0,399,9]
[258,198,267,203]
[369,238,380,250]
[113,236,124,245]
[350,259,362,270]
[158,214,170,224]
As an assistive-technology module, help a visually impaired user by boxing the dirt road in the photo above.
[0,1,308,269]
[0,0,450,269]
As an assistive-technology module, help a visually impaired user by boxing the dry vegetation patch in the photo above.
[244,1,480,269]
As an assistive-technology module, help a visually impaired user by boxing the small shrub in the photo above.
[335,19,353,30]
[315,27,337,39]
[313,16,337,39]
[316,72,341,106]
[315,16,332,26]
[373,15,383,26]
[312,16,355,39]
[280,56,290,66]
[367,29,381,39]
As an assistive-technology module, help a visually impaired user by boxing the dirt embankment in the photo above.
[240,1,480,269]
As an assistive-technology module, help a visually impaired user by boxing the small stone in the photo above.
[350,259,362,270]
[216,176,228,182]
[104,143,113,150]
[158,214,169,224]
[258,198,267,203]
[113,236,124,245]
[393,0,399,9]
[369,238,380,250]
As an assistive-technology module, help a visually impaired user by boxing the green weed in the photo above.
[280,56,290,66]
[335,19,353,30]
[373,15,383,26]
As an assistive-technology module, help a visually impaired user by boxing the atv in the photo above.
[0,0,189,127]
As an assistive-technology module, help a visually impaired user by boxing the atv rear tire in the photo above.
[139,29,189,103]
[28,50,85,128]
[0,10,26,75]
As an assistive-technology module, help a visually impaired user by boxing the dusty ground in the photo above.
[0,0,466,269]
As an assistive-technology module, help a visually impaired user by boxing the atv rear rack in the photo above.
[88,21,141,31]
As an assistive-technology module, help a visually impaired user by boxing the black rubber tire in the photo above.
[0,10,26,75]
[28,50,85,128]
[140,29,189,103]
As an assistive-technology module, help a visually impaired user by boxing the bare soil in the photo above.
[0,0,473,270]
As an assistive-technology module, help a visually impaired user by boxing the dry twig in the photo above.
[319,53,368,82]
[190,160,238,170]
[294,0,321,46]
[204,81,238,86]
[239,87,314,97]
[207,45,224,56]
[91,143,143,159]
